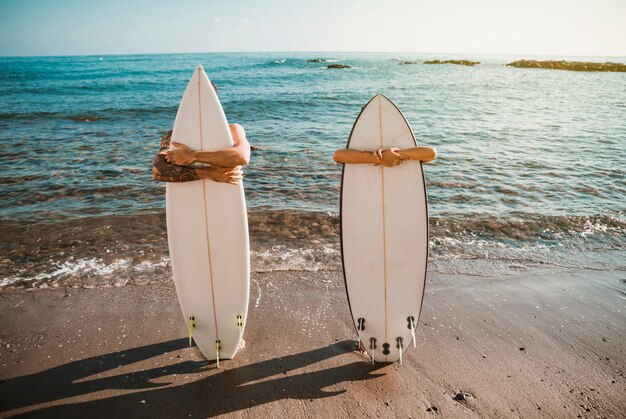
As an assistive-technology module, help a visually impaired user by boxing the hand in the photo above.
[374,148,409,167]
[197,166,243,185]
[165,142,196,166]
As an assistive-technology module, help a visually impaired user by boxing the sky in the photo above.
[0,0,625,57]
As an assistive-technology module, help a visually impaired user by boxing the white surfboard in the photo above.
[166,66,249,362]
[341,94,428,363]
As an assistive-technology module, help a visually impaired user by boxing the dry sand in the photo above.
[1,268,624,418]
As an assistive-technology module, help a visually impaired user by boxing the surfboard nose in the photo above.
[376,93,392,103]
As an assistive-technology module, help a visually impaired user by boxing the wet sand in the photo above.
[1,268,624,418]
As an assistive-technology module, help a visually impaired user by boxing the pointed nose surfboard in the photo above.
[166,66,250,361]
[340,94,428,363]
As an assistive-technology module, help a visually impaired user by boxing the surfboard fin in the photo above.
[216,340,221,368]
[188,316,196,346]
[408,316,417,348]
[237,315,244,341]
[356,317,365,348]
[369,337,377,365]
[396,337,404,366]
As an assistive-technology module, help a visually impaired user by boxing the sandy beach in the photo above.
[1,267,624,418]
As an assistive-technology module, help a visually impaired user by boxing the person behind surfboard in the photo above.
[333,146,437,166]
[152,81,250,351]
[152,81,251,184]
[333,144,436,353]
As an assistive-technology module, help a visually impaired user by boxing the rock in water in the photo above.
[506,60,626,72]
[424,60,480,66]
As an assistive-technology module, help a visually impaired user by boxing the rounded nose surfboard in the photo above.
[340,94,428,363]
[166,66,250,363]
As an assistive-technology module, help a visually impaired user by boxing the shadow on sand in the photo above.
[1,338,385,417]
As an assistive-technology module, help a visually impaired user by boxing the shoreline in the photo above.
[1,267,624,417]
[2,210,623,289]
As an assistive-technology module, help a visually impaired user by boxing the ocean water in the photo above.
[1,52,624,288]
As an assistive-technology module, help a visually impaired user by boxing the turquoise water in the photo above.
[0,53,624,286]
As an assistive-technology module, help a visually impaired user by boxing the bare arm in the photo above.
[152,131,242,184]
[152,131,201,182]
[333,148,408,167]
[333,146,437,166]
[333,149,379,164]
[165,124,251,167]
[397,146,437,163]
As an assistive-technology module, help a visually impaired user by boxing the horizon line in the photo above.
[2,50,626,59]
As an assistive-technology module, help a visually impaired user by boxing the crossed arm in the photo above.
[152,124,250,184]
[333,146,437,166]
